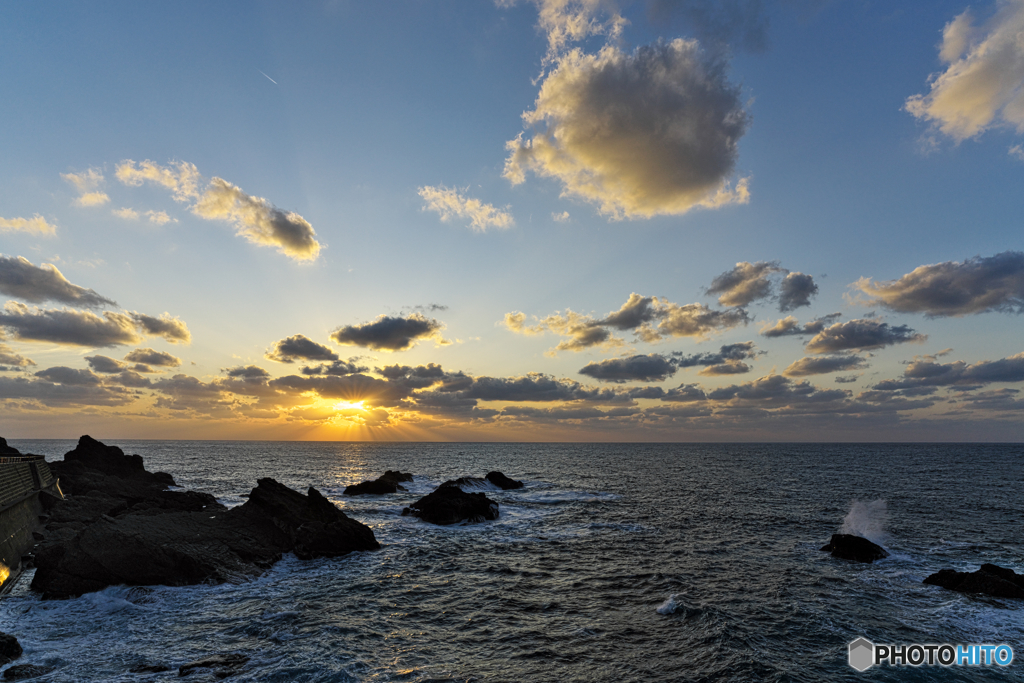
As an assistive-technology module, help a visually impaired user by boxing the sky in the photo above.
[1,0,1023,441]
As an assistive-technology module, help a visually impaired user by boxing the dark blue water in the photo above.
[3,442,1023,681]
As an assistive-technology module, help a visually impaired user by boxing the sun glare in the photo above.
[333,400,367,412]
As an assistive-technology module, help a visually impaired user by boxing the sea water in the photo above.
[1,442,1022,682]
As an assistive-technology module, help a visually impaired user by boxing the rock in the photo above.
[485,471,524,490]
[178,653,249,677]
[3,665,55,680]
[128,663,169,673]
[819,534,888,563]
[923,563,1024,599]
[0,632,22,665]
[0,437,21,457]
[440,476,488,490]
[404,485,498,525]
[343,470,413,495]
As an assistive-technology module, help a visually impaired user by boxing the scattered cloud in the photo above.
[0,375,134,407]
[117,159,320,261]
[123,348,182,367]
[500,0,628,63]
[552,210,571,223]
[804,319,926,354]
[853,251,1024,316]
[872,352,1024,392]
[129,313,191,344]
[672,341,758,368]
[0,303,190,347]
[301,359,369,376]
[113,207,139,220]
[61,169,109,207]
[760,313,841,338]
[0,215,57,236]
[418,185,514,232]
[35,366,102,386]
[113,207,175,224]
[84,355,126,374]
[223,365,271,381]
[504,39,750,219]
[0,342,35,369]
[193,177,321,261]
[265,334,339,363]
[707,261,817,310]
[783,354,868,377]
[330,314,450,351]
[578,354,678,383]
[905,2,1024,142]
[0,255,117,308]
[1011,144,1024,160]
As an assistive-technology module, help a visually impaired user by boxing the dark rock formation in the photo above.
[31,438,379,599]
[0,437,21,457]
[819,534,889,563]
[485,471,524,490]
[440,476,488,490]
[402,485,498,525]
[0,632,22,666]
[3,665,55,680]
[58,435,175,487]
[924,563,1024,599]
[343,471,412,496]
[128,664,169,673]
[178,653,249,677]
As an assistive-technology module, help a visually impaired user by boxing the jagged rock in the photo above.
[343,470,413,495]
[0,437,21,457]
[819,534,888,563]
[404,485,498,525]
[485,471,524,490]
[924,563,1024,599]
[60,435,174,486]
[178,653,249,677]
[3,665,55,680]
[440,476,488,490]
[0,632,22,665]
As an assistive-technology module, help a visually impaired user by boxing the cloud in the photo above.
[783,355,868,377]
[672,341,758,367]
[331,314,450,352]
[804,319,926,354]
[35,366,102,386]
[129,313,191,344]
[61,169,109,206]
[123,348,182,367]
[0,255,117,308]
[301,359,369,376]
[759,313,841,338]
[697,361,750,376]
[115,159,203,202]
[0,375,133,407]
[0,303,190,347]
[905,2,1024,141]
[113,207,175,224]
[706,261,818,310]
[84,355,126,373]
[504,40,750,219]
[501,0,628,62]
[418,185,514,232]
[552,210,571,222]
[707,373,849,407]
[0,342,35,369]
[506,293,749,352]
[193,177,321,261]
[853,251,1024,317]
[872,352,1024,392]
[223,365,271,381]
[0,215,57,236]
[113,208,139,220]
[117,159,320,261]
[265,334,339,363]
[578,354,678,383]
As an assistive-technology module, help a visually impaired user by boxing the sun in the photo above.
[332,400,367,412]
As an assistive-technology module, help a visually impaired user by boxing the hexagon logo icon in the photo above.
[849,638,874,671]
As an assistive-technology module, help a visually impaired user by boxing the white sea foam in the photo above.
[839,499,887,543]
[656,594,680,615]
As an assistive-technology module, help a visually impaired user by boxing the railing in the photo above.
[0,459,55,507]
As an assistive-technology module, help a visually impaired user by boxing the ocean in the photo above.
[2,441,1022,682]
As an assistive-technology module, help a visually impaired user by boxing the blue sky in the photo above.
[2,0,1023,440]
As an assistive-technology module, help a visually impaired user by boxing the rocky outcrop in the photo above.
[924,563,1024,599]
[0,632,22,666]
[819,534,888,563]
[0,437,21,457]
[485,471,524,490]
[30,438,379,599]
[440,476,488,490]
[343,470,413,496]
[402,485,499,525]
[57,435,175,487]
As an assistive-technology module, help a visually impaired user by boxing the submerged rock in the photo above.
[3,665,55,680]
[178,653,249,677]
[485,471,524,490]
[343,470,413,496]
[31,438,379,599]
[403,485,498,525]
[128,663,169,673]
[819,534,888,563]
[923,563,1024,599]
[0,632,22,665]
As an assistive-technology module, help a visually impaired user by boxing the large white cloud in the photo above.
[418,185,514,232]
[504,39,750,219]
[905,1,1024,141]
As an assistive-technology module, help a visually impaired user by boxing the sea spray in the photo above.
[840,499,887,543]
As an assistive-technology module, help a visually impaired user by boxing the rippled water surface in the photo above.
[3,441,1023,681]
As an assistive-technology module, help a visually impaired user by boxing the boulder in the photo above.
[178,653,249,677]
[485,471,524,490]
[3,665,55,680]
[0,437,21,457]
[924,563,1024,599]
[343,470,413,495]
[403,485,498,525]
[0,632,22,666]
[440,476,488,490]
[819,534,888,563]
